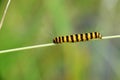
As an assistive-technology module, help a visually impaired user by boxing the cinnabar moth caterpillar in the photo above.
[53,32,102,44]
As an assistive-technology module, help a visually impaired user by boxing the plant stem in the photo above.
[0,0,11,30]
[0,43,55,54]
[102,35,120,39]
[0,35,120,54]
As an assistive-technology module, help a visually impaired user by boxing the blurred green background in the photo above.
[0,0,120,80]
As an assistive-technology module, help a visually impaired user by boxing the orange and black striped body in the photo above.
[53,32,102,44]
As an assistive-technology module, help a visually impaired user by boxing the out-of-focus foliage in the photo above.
[0,0,120,80]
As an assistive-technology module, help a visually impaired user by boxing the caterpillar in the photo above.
[53,32,102,44]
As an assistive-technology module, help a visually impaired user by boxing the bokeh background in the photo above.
[0,0,120,80]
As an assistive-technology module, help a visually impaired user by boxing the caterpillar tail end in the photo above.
[53,39,58,44]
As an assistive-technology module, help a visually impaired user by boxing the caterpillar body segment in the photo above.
[53,32,102,44]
